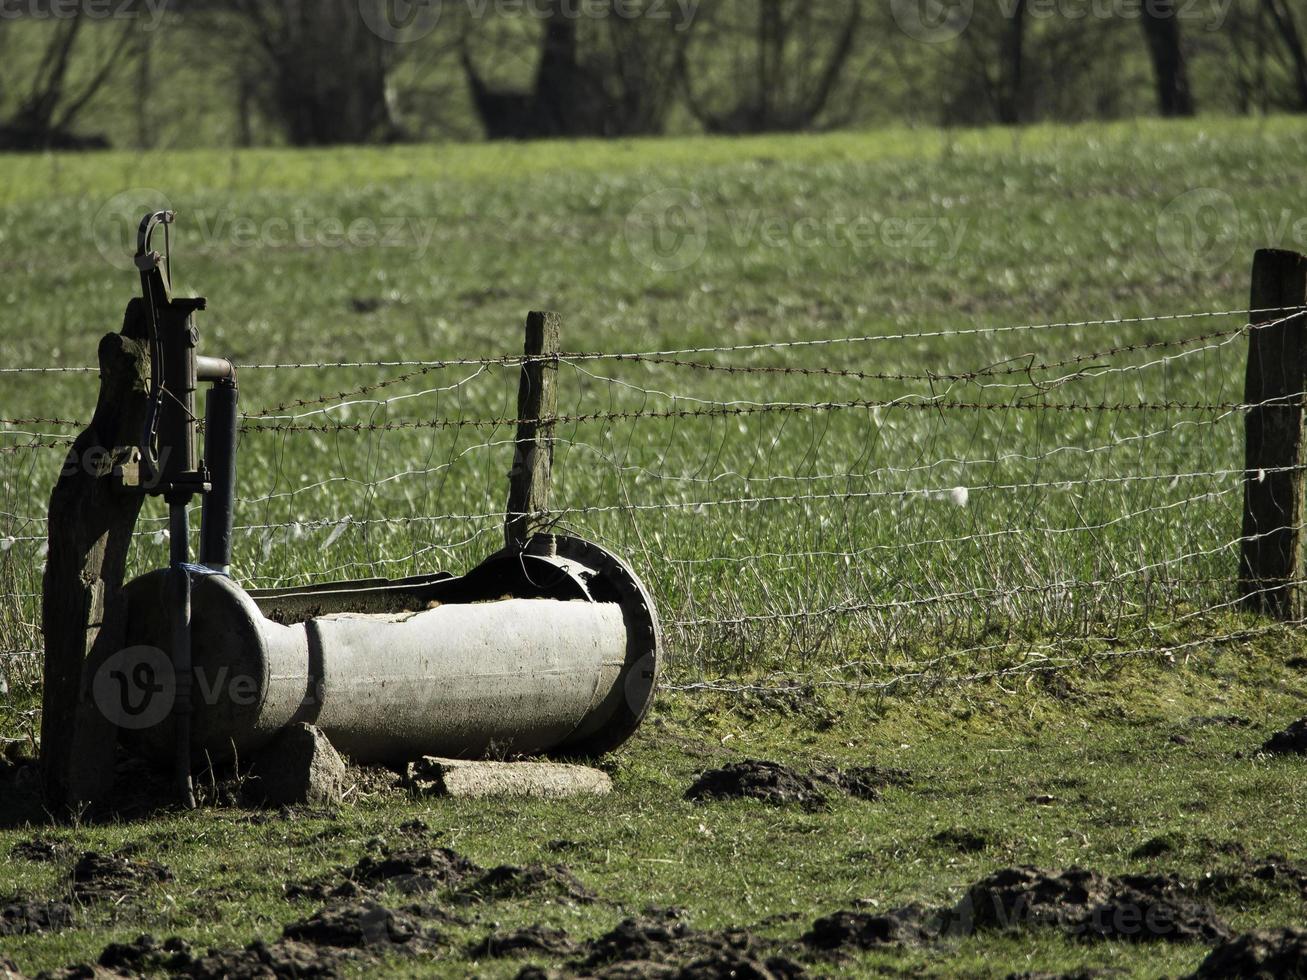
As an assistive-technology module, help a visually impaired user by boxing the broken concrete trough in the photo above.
[42,215,658,810]
[116,536,661,767]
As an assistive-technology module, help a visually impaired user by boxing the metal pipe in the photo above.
[168,501,196,808]
[197,356,236,383]
[200,378,238,573]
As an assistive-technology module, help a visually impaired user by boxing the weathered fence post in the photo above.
[506,311,561,548]
[1239,248,1307,619]
[41,302,151,812]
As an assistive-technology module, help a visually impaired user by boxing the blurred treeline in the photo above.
[1,0,1304,151]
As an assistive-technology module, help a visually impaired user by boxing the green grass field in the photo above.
[2,117,1307,977]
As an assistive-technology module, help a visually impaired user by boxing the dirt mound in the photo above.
[1131,834,1185,859]
[288,845,481,901]
[933,829,992,853]
[518,956,804,980]
[1201,855,1307,903]
[97,934,192,972]
[1190,926,1307,978]
[37,906,433,979]
[10,839,67,863]
[350,847,482,895]
[953,867,1229,944]
[674,951,806,978]
[1260,718,1307,756]
[573,911,805,978]
[70,852,171,904]
[456,864,595,905]
[1007,971,1126,979]
[803,905,935,950]
[0,957,24,980]
[0,898,73,936]
[685,761,828,809]
[281,901,439,951]
[182,938,348,979]
[469,925,575,958]
[581,913,704,966]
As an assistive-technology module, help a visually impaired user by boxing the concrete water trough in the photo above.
[43,212,660,809]
[118,535,660,766]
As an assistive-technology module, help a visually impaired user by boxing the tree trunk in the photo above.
[1140,2,1196,117]
[1261,0,1307,110]
[683,0,860,134]
[272,0,401,145]
[463,0,681,140]
[998,0,1028,125]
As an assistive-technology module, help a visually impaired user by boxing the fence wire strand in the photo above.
[2,304,1301,691]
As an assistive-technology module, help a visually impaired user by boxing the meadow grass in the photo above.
[3,115,1304,678]
[1,116,1307,979]
[1,637,1305,977]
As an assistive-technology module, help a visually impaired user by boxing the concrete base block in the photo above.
[407,757,612,799]
[248,723,346,807]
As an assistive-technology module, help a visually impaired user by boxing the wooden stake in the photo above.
[506,311,561,548]
[1240,249,1307,619]
[40,302,150,812]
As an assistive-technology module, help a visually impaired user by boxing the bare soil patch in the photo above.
[1190,926,1307,978]
[69,851,171,904]
[0,898,72,937]
[468,924,576,958]
[1260,718,1307,756]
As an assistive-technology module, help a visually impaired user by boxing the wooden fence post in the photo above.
[506,311,561,549]
[1239,249,1307,619]
[41,302,151,812]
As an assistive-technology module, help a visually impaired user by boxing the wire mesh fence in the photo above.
[2,305,1303,694]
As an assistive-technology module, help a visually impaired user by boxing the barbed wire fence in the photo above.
[3,295,1307,701]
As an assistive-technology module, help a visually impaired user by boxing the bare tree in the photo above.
[1259,0,1307,108]
[461,1,688,140]
[0,12,134,150]
[188,0,406,146]
[997,0,1028,124]
[679,0,862,134]
[1139,0,1196,116]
